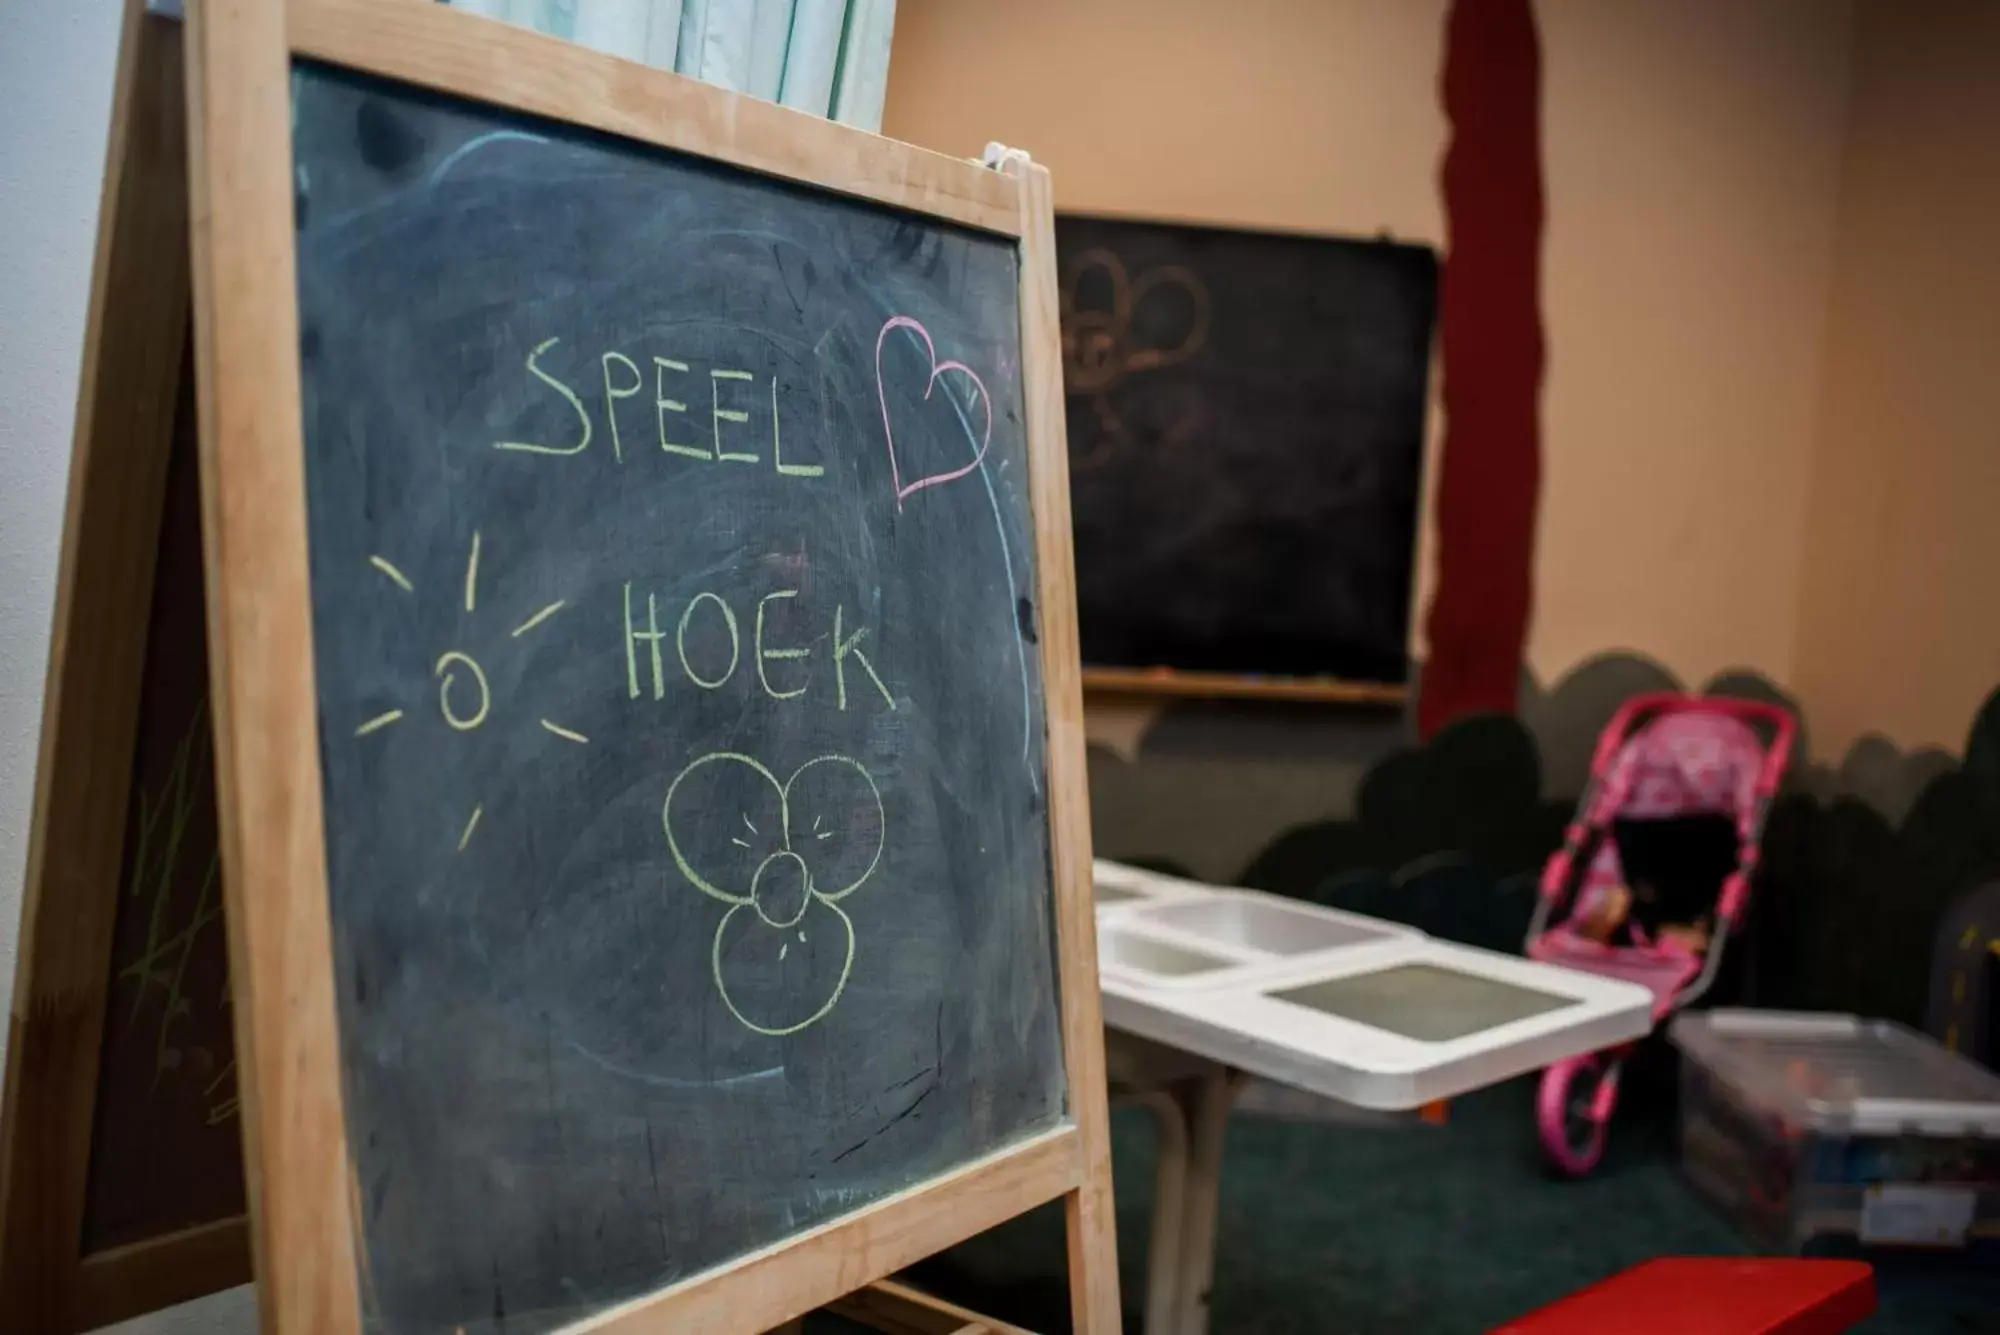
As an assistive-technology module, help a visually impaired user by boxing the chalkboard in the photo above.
[291,63,1064,1332]
[79,360,244,1255]
[1056,216,1438,685]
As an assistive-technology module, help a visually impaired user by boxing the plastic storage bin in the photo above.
[1668,1009,2000,1268]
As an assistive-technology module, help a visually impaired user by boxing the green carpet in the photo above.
[903,1076,1998,1334]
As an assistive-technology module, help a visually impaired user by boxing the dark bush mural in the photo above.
[1758,689,2000,1028]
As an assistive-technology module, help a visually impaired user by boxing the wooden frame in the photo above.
[827,1278,1039,1335]
[1081,666,1408,707]
[1057,204,1418,245]
[179,0,1120,1331]
[0,6,256,1329]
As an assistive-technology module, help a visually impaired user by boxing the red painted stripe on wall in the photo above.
[1419,0,1546,739]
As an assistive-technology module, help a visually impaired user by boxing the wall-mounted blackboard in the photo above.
[290,62,1064,1332]
[1056,216,1438,686]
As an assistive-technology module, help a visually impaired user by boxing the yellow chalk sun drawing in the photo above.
[353,532,585,851]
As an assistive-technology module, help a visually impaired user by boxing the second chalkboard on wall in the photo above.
[1056,216,1439,690]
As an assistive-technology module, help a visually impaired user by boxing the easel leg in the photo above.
[1064,1157,1122,1334]
[0,3,191,1327]
[1008,143,1127,1334]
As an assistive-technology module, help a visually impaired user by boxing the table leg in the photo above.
[1129,1090,1191,1335]
[1172,1070,1240,1335]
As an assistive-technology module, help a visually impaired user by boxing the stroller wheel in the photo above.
[1538,1053,1619,1178]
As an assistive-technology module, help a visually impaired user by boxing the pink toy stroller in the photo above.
[1525,693,1796,1176]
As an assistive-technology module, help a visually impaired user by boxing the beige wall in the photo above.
[886,0,1448,239]
[887,0,1855,706]
[1791,0,2000,757]
[1535,0,1851,690]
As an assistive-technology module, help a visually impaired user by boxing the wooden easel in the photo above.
[0,10,238,1329]
[0,2,1119,1331]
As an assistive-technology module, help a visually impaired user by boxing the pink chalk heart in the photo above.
[875,315,993,509]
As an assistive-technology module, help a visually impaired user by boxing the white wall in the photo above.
[1791,0,2000,757]
[1533,0,1853,692]
[0,0,256,1330]
[0,0,118,1026]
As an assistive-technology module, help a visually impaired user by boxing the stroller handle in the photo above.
[1533,693,1798,931]
[1588,692,1797,780]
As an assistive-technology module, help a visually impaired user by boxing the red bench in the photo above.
[1493,1258,1876,1335]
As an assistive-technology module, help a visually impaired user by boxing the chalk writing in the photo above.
[119,701,235,1125]
[495,324,1010,499]
[876,316,993,509]
[663,752,884,1035]
[676,591,739,689]
[624,583,666,699]
[833,604,895,713]
[602,352,641,463]
[625,580,896,710]
[655,357,702,459]
[755,589,809,700]
[497,342,829,477]
[495,337,592,456]
[773,375,822,478]
[712,368,758,464]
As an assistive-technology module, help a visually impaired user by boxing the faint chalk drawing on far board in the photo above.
[1059,247,1210,468]
[663,752,887,1035]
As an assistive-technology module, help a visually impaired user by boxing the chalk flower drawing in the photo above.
[663,752,885,1035]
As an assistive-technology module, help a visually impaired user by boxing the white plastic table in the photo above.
[1093,861,1655,1335]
